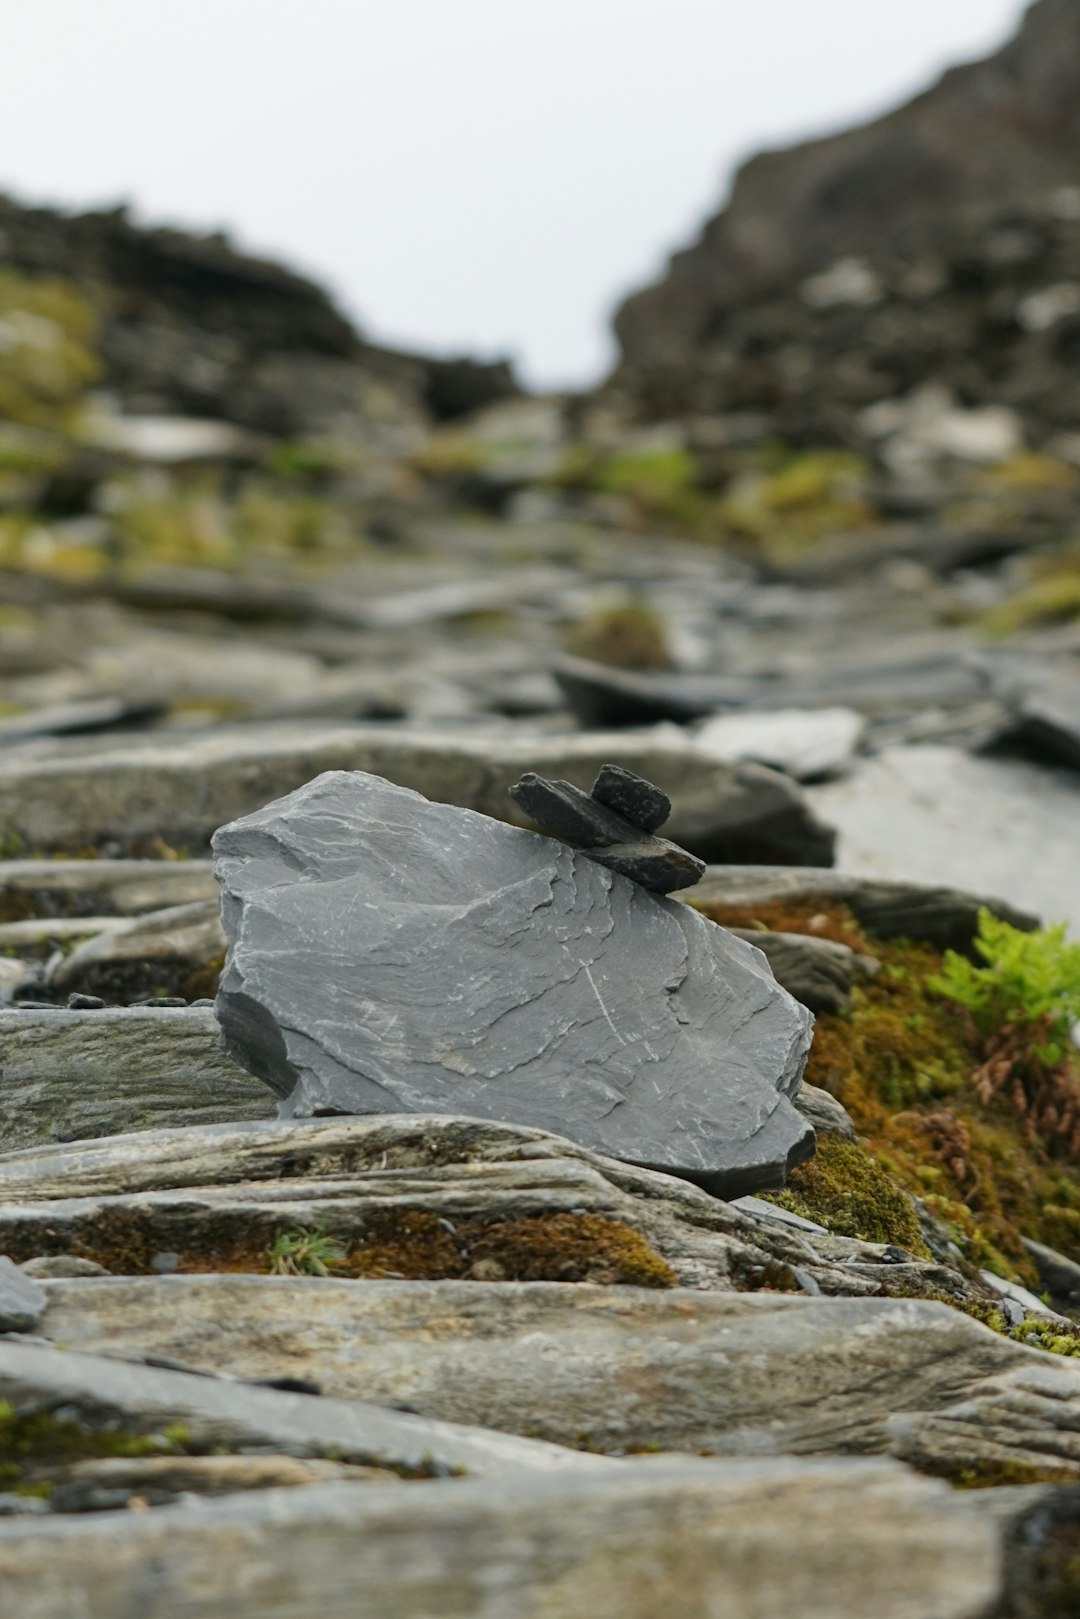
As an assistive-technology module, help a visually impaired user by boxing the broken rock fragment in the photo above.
[214,771,813,1197]
[508,766,704,894]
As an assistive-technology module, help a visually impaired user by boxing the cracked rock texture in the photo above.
[214,772,814,1197]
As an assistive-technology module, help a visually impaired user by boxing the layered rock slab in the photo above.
[0,1006,273,1152]
[0,1448,1001,1619]
[214,772,814,1197]
[36,1277,1080,1481]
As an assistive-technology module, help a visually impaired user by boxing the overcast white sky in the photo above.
[1,0,1028,387]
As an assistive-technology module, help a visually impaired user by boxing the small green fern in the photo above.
[929,910,1080,1066]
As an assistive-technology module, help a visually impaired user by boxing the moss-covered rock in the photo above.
[765,1134,931,1255]
[0,1399,189,1497]
[716,450,876,559]
[699,896,1080,1288]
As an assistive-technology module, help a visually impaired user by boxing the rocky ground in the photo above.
[3,39,1080,1611]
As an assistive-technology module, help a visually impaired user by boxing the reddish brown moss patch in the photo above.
[33,1209,676,1289]
[689,897,871,954]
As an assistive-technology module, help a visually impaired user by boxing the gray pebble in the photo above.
[20,1255,111,1280]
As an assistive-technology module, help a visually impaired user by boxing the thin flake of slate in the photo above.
[213,771,814,1198]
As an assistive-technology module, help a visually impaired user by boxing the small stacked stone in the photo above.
[508,763,705,895]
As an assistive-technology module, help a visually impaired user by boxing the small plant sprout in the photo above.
[268,1224,349,1278]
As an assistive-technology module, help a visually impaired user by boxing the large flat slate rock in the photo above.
[213,772,814,1198]
[0,1336,587,1482]
[35,1276,1080,1482]
[0,720,835,865]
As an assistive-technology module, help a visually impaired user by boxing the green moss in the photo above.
[765,1134,932,1256]
[411,433,490,479]
[562,597,671,670]
[30,1209,676,1289]
[266,440,343,483]
[552,443,706,527]
[688,896,872,955]
[344,1210,677,1287]
[983,573,1080,636]
[0,1400,189,1494]
[984,452,1080,491]
[919,1454,1079,1490]
[233,487,347,555]
[113,487,236,569]
[697,893,1080,1286]
[0,270,100,430]
[716,450,875,558]
[1010,1317,1080,1358]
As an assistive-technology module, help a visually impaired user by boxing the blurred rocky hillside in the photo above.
[613,0,1080,390]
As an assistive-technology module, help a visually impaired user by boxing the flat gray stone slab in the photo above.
[809,746,1080,935]
[728,928,869,1014]
[1016,671,1080,770]
[0,1253,46,1330]
[0,858,216,917]
[0,1336,587,1481]
[695,706,867,782]
[0,1113,969,1308]
[0,1446,999,1619]
[0,1006,273,1152]
[35,1276,1080,1480]
[214,772,814,1198]
[0,720,835,865]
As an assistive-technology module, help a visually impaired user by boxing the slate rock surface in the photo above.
[0,1006,273,1152]
[214,771,814,1197]
[1015,672,1080,771]
[0,1254,46,1332]
[682,866,1039,954]
[590,763,671,832]
[809,746,1080,935]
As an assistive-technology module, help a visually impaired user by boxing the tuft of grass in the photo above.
[268,1224,350,1278]
[562,596,671,670]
